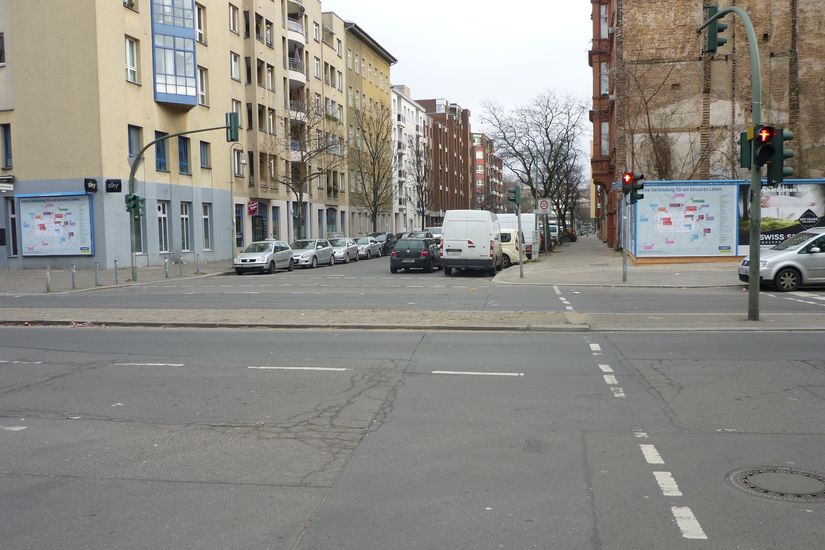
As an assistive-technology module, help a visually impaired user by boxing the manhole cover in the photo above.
[728,466,825,502]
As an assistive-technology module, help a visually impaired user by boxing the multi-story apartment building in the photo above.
[391,85,430,232]
[343,21,396,235]
[589,0,825,249]
[0,0,355,269]
[470,132,504,213]
[416,99,472,225]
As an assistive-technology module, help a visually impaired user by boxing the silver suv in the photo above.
[738,227,825,291]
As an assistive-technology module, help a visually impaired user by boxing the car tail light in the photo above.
[420,249,430,257]
[467,239,476,248]
[390,250,397,257]
[526,244,532,254]
[489,240,494,258]
[440,240,444,255]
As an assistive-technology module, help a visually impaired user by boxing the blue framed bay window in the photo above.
[179,136,190,174]
[151,0,197,106]
[155,131,168,171]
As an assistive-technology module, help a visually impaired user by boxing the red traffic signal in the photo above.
[622,172,633,194]
[756,126,775,144]
[754,125,776,166]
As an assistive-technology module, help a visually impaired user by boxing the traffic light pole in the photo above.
[699,7,762,321]
[126,124,229,282]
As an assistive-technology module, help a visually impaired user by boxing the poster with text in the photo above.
[737,183,825,246]
[20,195,94,256]
[634,185,738,257]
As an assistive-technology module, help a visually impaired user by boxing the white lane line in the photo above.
[654,471,683,496]
[634,431,649,439]
[671,506,708,539]
[566,306,574,311]
[248,366,349,372]
[114,362,185,367]
[431,370,524,377]
[589,344,601,352]
[640,444,665,464]
[611,387,626,398]
[603,374,618,385]
[0,360,43,364]
[0,426,28,431]
[226,291,260,294]
[553,286,562,295]
[795,291,825,301]
[598,364,614,373]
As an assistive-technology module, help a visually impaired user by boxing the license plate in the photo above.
[446,249,461,254]
[402,259,415,263]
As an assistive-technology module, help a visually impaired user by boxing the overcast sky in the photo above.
[321,0,594,134]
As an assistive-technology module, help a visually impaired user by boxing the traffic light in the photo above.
[124,194,142,217]
[754,125,776,167]
[507,186,522,205]
[766,128,794,186]
[703,5,728,55]
[226,111,239,142]
[739,131,752,169]
[623,172,645,204]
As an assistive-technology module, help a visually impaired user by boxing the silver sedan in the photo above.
[291,239,335,268]
[330,237,359,264]
[355,236,382,259]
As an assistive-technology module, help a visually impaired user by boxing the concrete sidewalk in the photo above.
[495,234,740,288]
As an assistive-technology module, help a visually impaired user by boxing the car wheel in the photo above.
[774,267,801,292]
[287,259,294,272]
[502,255,512,269]
[424,260,433,273]
[267,261,276,274]
[311,256,318,269]
[344,254,350,264]
[329,254,335,267]
[487,265,497,276]
[390,265,398,274]
[444,267,452,276]
[354,252,359,262]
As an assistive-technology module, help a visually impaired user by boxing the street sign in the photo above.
[538,199,550,213]
[105,179,122,192]
[248,201,259,216]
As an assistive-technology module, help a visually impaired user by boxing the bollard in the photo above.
[164,257,169,278]
[179,258,183,277]
[195,253,201,274]
[71,264,76,289]
[114,259,119,285]
[46,265,51,293]
[95,261,101,286]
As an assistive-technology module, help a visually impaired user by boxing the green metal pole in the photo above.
[699,7,762,320]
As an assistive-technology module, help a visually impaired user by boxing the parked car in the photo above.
[406,231,434,240]
[738,227,825,291]
[390,238,442,273]
[234,240,293,274]
[425,226,443,244]
[441,210,503,276]
[500,228,524,268]
[369,232,397,255]
[330,237,359,264]
[497,214,536,259]
[291,239,334,268]
[355,236,382,259]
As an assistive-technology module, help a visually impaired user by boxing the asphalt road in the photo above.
[1,327,823,549]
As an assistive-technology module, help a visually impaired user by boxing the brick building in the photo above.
[589,0,825,248]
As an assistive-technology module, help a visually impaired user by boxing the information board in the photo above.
[19,194,94,256]
[634,185,737,257]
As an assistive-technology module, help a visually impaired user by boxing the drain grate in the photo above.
[728,466,825,503]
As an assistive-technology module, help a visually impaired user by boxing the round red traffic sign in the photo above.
[538,199,550,212]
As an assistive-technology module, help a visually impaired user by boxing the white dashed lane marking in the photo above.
[671,506,708,540]
[114,362,185,367]
[589,344,601,352]
[248,366,349,372]
[431,370,524,377]
[599,364,614,373]
[640,444,665,465]
[653,471,683,496]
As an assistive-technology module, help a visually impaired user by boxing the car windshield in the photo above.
[501,233,512,243]
[773,232,816,250]
[242,242,271,253]
[426,227,442,234]
[291,240,314,250]
[329,239,347,247]
[408,232,427,238]
[375,235,387,242]
[355,237,370,245]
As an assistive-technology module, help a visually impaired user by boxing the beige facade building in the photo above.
[0,0,378,269]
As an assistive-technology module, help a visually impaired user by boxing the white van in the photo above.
[441,210,503,276]
[497,213,537,259]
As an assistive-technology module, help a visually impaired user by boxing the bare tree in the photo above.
[405,134,432,230]
[272,98,345,239]
[348,102,396,233]
[482,92,587,208]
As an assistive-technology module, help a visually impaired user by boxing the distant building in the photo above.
[392,85,431,232]
[471,133,504,212]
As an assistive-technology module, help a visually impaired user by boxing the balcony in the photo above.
[287,18,304,42]
[288,59,306,86]
[588,38,610,66]
[290,139,303,162]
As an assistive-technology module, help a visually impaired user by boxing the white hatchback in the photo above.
[738,227,825,291]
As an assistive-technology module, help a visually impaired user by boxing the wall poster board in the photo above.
[19,193,95,256]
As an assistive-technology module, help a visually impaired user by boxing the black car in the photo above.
[390,238,442,273]
[369,232,398,255]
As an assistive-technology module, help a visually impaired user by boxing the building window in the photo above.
[600,121,609,156]
[153,34,196,97]
[266,64,274,90]
[128,125,142,159]
[155,131,168,171]
[158,200,170,252]
[202,203,213,250]
[179,136,190,174]
[347,48,352,69]
[125,36,139,83]
[600,62,609,95]
[200,141,210,168]
[600,4,609,39]
[197,66,208,105]
[265,20,273,47]
[0,33,5,65]
[267,108,276,134]
[234,203,244,246]
[195,3,206,43]
[180,201,192,251]
[230,51,240,80]
[337,70,343,91]
[337,39,342,57]
[232,99,242,128]
[354,54,359,74]
[271,206,279,239]
[152,0,193,26]
[233,148,244,176]
[134,198,147,253]
[228,3,239,33]
[313,22,320,41]
[314,57,321,79]
[1,124,11,169]
[5,197,17,256]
